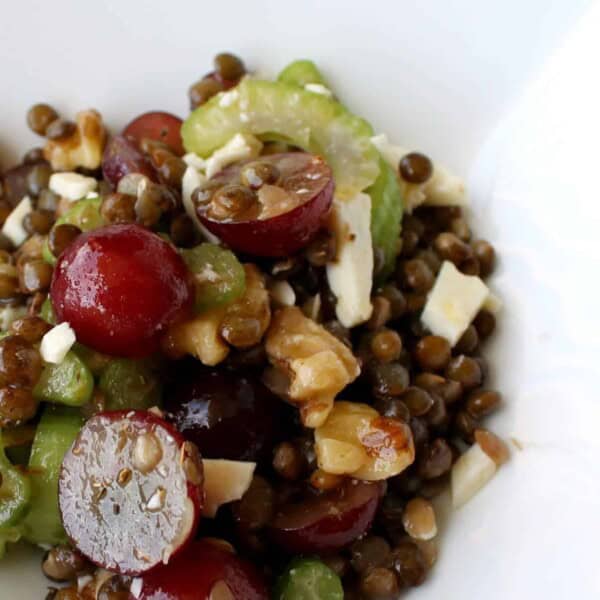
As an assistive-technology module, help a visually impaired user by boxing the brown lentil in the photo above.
[323,320,351,347]
[378,285,407,319]
[418,438,453,479]
[0,271,19,300]
[367,295,392,330]
[309,469,344,491]
[156,155,186,188]
[371,329,402,363]
[474,309,496,339]
[169,213,196,247]
[459,255,480,276]
[214,53,246,81]
[415,248,441,274]
[433,232,473,265]
[23,209,54,235]
[272,441,304,481]
[9,316,51,343]
[453,410,478,443]
[100,192,136,224]
[19,259,53,293]
[37,189,59,212]
[391,539,427,587]
[400,387,434,417]
[25,163,52,197]
[371,362,410,398]
[360,567,399,599]
[189,77,224,109]
[409,417,430,451]
[445,355,482,390]
[220,315,262,348]
[449,217,471,241]
[466,389,501,419]
[351,536,392,573]
[472,239,495,277]
[231,475,274,531]
[424,393,447,427]
[41,545,90,582]
[27,104,59,136]
[208,184,257,221]
[402,497,437,541]
[414,335,451,371]
[240,160,281,190]
[322,555,349,578]
[400,229,419,257]
[455,324,479,354]
[0,201,12,227]
[22,147,45,165]
[48,223,81,258]
[45,118,76,141]
[399,152,433,184]
[405,292,426,314]
[0,385,37,426]
[0,335,42,388]
[304,232,336,268]
[374,396,411,422]
[399,259,434,293]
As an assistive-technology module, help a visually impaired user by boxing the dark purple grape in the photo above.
[101,135,156,188]
[165,370,280,462]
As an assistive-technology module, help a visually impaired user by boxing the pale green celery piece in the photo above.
[22,406,83,546]
[368,156,403,282]
[99,358,162,411]
[278,59,328,88]
[40,297,57,325]
[0,431,31,529]
[182,78,379,200]
[43,197,105,265]
[33,351,94,407]
[181,244,246,313]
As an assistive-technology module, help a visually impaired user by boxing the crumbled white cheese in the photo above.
[421,261,489,346]
[2,196,32,247]
[326,193,374,327]
[130,578,143,599]
[117,173,150,196]
[183,152,206,170]
[202,459,256,518]
[451,442,497,508]
[0,305,27,331]
[49,172,97,201]
[268,280,296,307]
[370,134,468,210]
[40,322,76,364]
[204,133,262,178]
[304,83,334,98]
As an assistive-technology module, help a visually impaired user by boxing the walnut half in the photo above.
[264,306,360,428]
[43,110,107,171]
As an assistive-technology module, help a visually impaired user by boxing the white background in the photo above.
[1,1,599,598]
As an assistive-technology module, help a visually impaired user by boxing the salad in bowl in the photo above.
[0,52,507,599]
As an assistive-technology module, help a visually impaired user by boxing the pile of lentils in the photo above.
[0,52,504,600]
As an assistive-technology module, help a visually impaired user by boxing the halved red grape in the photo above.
[270,479,384,554]
[50,224,193,357]
[165,369,280,462]
[122,111,184,156]
[59,410,203,575]
[195,153,334,257]
[137,540,268,600]
[102,135,156,188]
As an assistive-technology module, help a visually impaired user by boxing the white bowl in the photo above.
[1,1,599,598]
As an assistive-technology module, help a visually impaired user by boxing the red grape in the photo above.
[137,540,268,599]
[165,369,280,462]
[102,135,156,188]
[122,111,184,156]
[196,153,334,257]
[270,479,384,553]
[59,410,203,575]
[50,224,193,357]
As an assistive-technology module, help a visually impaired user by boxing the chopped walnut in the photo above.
[315,401,415,480]
[43,110,107,171]
[220,264,270,348]
[162,307,229,366]
[265,306,360,427]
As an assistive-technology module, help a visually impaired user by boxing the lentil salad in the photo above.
[0,53,508,599]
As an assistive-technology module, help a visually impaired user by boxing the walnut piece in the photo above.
[265,306,360,427]
[43,109,107,171]
[315,401,415,480]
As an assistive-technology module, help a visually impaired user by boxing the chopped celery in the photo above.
[368,156,403,282]
[33,351,94,407]
[22,406,83,545]
[0,431,31,529]
[181,244,246,313]
[40,297,56,325]
[182,78,379,200]
[99,358,162,411]
[278,59,328,88]
[43,197,105,264]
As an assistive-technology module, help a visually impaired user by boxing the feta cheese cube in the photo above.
[269,280,296,307]
[2,196,32,246]
[183,152,206,170]
[421,261,489,345]
[40,322,76,364]
[49,172,98,201]
[304,83,334,98]
[326,193,374,327]
[204,133,262,178]
[451,442,497,508]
